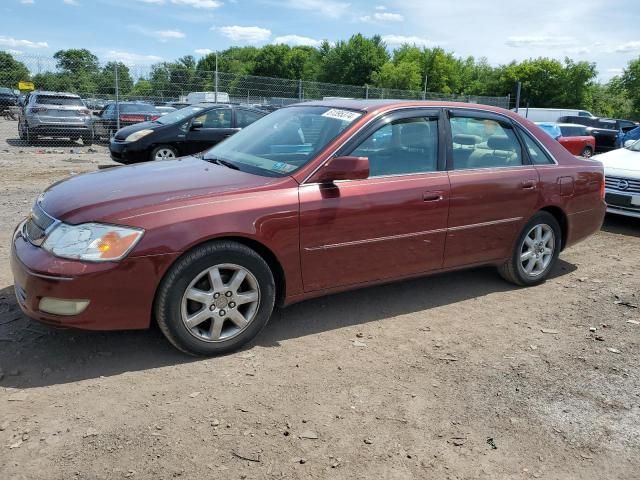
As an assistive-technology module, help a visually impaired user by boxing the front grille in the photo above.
[605,176,640,194]
[22,202,56,246]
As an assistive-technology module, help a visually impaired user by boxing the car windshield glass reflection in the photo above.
[203,106,362,177]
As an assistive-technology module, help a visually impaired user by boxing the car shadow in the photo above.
[0,261,576,389]
[5,137,88,148]
[601,214,640,238]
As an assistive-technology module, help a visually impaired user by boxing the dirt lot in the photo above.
[0,117,639,479]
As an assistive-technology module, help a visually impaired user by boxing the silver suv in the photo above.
[18,91,93,145]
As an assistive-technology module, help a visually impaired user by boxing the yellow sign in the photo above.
[18,81,34,91]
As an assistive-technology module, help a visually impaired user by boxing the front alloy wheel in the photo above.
[519,224,555,277]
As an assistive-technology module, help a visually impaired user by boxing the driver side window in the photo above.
[195,109,232,128]
[350,117,439,177]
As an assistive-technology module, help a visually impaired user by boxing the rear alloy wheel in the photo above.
[155,241,275,356]
[581,146,593,158]
[151,145,177,161]
[498,212,561,286]
[19,121,34,145]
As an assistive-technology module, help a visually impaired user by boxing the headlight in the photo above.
[124,129,154,143]
[42,223,144,262]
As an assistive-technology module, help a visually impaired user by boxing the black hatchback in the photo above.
[109,103,267,164]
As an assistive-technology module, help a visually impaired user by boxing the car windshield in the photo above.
[202,105,363,177]
[154,105,207,125]
[36,95,84,106]
[627,140,640,152]
[538,123,561,139]
[0,87,14,95]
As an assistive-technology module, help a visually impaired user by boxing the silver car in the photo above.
[18,91,93,145]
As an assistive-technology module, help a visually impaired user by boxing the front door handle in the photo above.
[423,192,444,202]
[520,180,537,190]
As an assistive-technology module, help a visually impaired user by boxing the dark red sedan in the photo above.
[11,100,606,355]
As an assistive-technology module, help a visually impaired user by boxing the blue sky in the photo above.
[2,0,640,82]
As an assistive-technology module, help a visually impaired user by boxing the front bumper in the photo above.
[29,124,92,137]
[605,190,640,219]
[10,229,179,331]
[109,139,150,164]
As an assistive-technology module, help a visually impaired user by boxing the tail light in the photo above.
[30,107,47,113]
[120,114,146,123]
[149,114,161,121]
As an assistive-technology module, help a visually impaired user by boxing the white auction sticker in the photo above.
[321,108,362,122]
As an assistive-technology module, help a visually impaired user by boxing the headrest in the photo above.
[400,122,429,145]
[453,134,480,146]
[487,135,513,150]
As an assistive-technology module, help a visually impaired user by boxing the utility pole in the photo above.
[423,74,428,100]
[115,62,120,131]
[515,81,522,113]
[214,52,218,103]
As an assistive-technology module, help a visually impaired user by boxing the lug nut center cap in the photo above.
[214,297,229,309]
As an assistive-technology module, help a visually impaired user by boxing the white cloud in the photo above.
[505,36,577,48]
[283,0,350,19]
[361,11,403,22]
[218,25,271,43]
[104,50,163,66]
[375,5,386,10]
[382,35,438,48]
[155,29,186,40]
[614,41,640,53]
[0,35,48,49]
[63,0,80,5]
[171,0,222,8]
[7,49,24,55]
[273,35,321,47]
[194,48,213,55]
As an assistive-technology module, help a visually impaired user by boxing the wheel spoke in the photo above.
[543,248,553,256]
[185,288,212,305]
[208,267,224,291]
[524,258,536,273]
[524,236,535,247]
[227,309,249,328]
[185,308,211,329]
[235,290,259,306]
[228,269,247,292]
[541,230,553,245]
[521,250,533,262]
[209,317,224,340]
[534,226,542,242]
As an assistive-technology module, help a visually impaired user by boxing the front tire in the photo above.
[154,241,276,356]
[150,145,177,161]
[498,212,561,286]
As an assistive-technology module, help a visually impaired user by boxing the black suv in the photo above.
[558,116,638,152]
[109,103,267,164]
[0,87,18,110]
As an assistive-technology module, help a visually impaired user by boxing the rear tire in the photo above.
[581,146,593,158]
[19,121,34,145]
[498,212,561,286]
[154,241,276,356]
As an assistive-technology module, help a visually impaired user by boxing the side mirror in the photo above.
[624,139,637,148]
[191,120,204,130]
[308,156,369,184]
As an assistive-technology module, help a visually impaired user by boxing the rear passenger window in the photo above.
[350,117,438,177]
[520,131,555,165]
[450,116,522,169]
[237,109,263,128]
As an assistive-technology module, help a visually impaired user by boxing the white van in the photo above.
[512,108,595,122]
[186,91,230,104]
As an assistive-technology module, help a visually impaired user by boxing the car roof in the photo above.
[32,91,81,98]
[557,123,588,128]
[288,99,518,117]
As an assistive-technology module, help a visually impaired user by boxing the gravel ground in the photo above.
[0,117,639,479]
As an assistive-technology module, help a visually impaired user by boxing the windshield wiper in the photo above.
[205,156,241,171]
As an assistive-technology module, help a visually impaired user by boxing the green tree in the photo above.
[318,34,389,85]
[621,57,640,117]
[0,51,30,88]
[53,49,99,75]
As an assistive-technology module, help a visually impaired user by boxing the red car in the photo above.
[537,122,596,158]
[11,101,606,355]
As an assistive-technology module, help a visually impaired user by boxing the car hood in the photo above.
[113,120,160,140]
[594,148,640,177]
[39,157,287,225]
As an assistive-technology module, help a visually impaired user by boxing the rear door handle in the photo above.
[423,192,444,202]
[520,180,537,190]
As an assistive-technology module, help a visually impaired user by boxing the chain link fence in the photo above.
[1,54,509,149]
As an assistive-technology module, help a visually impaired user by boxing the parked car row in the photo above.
[536,123,596,158]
